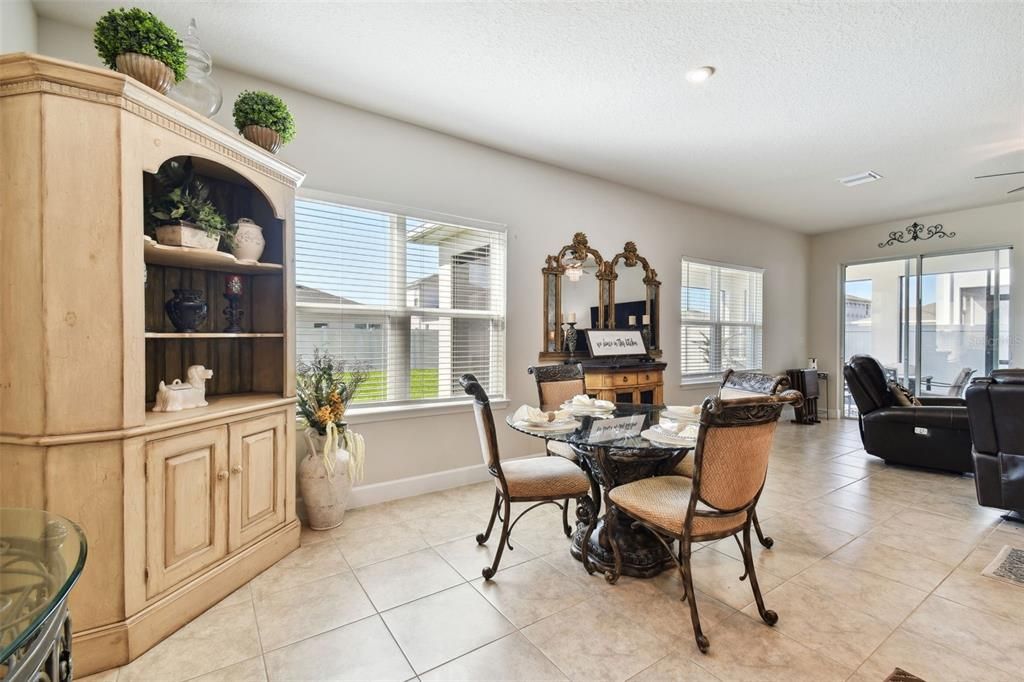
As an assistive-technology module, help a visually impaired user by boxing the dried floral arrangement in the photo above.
[296,349,368,434]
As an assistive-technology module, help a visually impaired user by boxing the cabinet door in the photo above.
[229,412,287,550]
[146,426,229,598]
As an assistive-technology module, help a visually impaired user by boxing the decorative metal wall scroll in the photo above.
[878,222,956,248]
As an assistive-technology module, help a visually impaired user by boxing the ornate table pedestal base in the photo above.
[569,443,687,579]
[570,511,675,578]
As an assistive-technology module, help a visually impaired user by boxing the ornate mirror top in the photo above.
[611,241,660,286]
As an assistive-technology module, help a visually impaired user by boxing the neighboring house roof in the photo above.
[845,294,871,303]
[296,284,361,305]
[406,273,439,290]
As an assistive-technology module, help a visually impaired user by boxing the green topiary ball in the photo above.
[232,90,297,144]
[94,8,187,82]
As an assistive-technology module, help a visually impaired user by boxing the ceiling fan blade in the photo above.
[975,171,1024,179]
[1008,185,1024,193]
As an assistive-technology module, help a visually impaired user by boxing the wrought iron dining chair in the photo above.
[672,369,788,548]
[528,363,587,460]
[461,374,592,579]
[528,363,598,528]
[592,390,802,653]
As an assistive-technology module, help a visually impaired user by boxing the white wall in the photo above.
[0,0,36,53]
[37,18,810,494]
[809,201,1024,416]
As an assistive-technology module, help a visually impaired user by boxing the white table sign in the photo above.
[586,329,646,356]
[585,414,646,443]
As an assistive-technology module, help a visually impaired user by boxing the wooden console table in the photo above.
[583,362,666,405]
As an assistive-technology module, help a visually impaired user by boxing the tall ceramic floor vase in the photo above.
[300,428,352,530]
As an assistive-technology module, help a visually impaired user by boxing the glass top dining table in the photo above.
[505,403,695,578]
[1,508,87,672]
[505,402,695,452]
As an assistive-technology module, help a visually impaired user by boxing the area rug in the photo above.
[981,545,1024,587]
[884,668,925,682]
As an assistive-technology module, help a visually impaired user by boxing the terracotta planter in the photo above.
[115,53,176,95]
[155,221,220,250]
[299,428,352,530]
[230,218,266,262]
[241,125,282,154]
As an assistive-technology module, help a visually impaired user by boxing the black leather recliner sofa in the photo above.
[843,354,973,473]
[965,370,1024,519]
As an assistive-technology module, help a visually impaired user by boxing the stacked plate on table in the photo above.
[662,405,702,423]
[641,419,699,447]
[561,395,616,417]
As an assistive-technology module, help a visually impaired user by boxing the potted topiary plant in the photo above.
[232,90,296,154]
[148,158,230,250]
[94,8,187,95]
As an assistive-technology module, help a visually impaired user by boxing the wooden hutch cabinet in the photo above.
[0,54,304,675]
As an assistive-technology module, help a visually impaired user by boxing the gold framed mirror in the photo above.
[608,241,661,355]
[540,232,611,359]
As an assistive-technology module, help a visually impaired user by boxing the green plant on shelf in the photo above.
[93,7,188,81]
[232,90,296,143]
[147,158,231,243]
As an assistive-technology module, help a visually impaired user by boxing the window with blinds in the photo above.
[680,258,764,383]
[295,197,507,407]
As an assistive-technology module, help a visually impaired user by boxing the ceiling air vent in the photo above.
[838,171,883,187]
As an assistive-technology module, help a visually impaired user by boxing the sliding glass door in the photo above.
[917,249,1011,394]
[841,247,1012,417]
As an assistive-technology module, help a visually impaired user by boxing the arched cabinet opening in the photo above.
[142,155,287,404]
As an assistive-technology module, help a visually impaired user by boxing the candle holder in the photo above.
[563,321,578,359]
[641,324,651,351]
[223,275,244,333]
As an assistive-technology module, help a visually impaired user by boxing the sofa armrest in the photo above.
[863,405,969,430]
[918,396,966,407]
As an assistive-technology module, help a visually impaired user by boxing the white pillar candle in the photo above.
[642,314,650,325]
[628,315,636,326]
[566,312,576,323]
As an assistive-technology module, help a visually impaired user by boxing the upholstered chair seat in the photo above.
[500,456,591,498]
[609,476,747,536]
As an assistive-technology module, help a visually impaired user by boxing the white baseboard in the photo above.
[347,462,493,509]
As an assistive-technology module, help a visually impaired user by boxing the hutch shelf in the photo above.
[0,54,305,676]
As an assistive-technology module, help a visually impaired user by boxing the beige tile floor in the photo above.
[82,419,1024,682]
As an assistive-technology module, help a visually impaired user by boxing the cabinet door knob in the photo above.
[217,469,229,481]
[231,465,243,475]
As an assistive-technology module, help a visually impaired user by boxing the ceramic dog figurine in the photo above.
[152,365,213,412]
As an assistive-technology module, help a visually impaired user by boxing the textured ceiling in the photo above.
[34,1,1024,232]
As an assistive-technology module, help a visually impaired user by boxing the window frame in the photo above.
[295,189,509,415]
[679,256,765,386]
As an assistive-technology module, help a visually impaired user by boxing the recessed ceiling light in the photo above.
[838,171,883,187]
[685,66,715,84]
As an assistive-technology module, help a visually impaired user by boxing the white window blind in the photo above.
[295,197,506,407]
[680,258,764,383]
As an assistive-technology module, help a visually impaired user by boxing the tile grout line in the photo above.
[838,491,1005,680]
